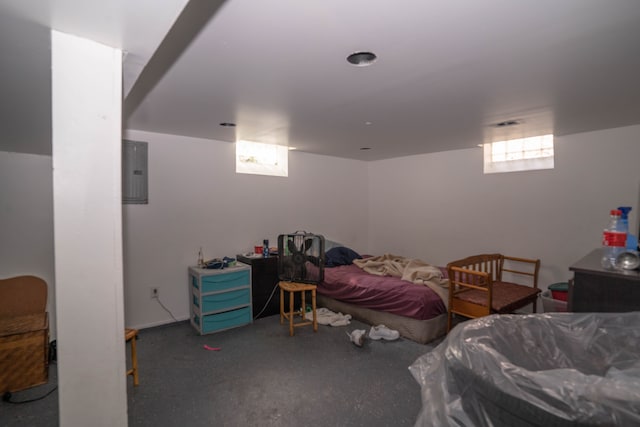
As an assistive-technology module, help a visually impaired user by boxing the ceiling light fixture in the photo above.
[347,51,377,67]
[492,119,520,128]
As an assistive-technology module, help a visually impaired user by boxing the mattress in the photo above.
[317,294,447,345]
[317,264,446,321]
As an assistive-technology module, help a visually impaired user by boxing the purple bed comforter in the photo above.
[317,264,446,320]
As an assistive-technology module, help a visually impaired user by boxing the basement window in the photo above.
[483,134,554,174]
[236,140,288,177]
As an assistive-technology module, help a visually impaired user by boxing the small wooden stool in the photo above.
[279,281,318,336]
[125,328,139,386]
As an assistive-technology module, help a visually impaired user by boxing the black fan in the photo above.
[287,238,313,279]
[278,232,325,284]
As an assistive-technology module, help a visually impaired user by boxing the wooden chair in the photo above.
[125,328,139,386]
[446,254,540,332]
[279,281,318,336]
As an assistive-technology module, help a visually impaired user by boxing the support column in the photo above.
[51,30,127,426]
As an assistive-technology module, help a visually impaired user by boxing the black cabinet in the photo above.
[237,255,281,319]
[568,249,640,312]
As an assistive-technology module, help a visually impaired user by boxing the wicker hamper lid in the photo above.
[0,313,48,338]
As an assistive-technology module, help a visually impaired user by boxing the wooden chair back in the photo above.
[446,254,540,332]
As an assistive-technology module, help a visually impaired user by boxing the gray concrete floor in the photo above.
[1,315,442,426]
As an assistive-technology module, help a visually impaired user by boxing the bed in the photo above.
[315,252,449,344]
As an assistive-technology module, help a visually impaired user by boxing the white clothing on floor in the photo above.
[305,307,351,326]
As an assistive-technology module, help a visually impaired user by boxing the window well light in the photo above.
[236,140,288,177]
[483,134,554,174]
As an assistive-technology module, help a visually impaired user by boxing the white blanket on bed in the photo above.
[353,254,449,307]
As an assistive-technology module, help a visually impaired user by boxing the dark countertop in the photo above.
[570,248,640,279]
[237,254,278,265]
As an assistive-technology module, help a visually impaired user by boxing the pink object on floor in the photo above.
[203,345,221,351]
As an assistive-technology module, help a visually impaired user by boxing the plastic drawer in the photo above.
[201,307,252,333]
[193,288,251,313]
[194,270,250,293]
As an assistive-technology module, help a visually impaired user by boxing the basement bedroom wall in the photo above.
[1,124,639,332]
[0,151,55,334]
[122,130,369,329]
[367,124,640,291]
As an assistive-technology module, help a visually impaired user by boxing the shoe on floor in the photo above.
[369,324,400,341]
[346,329,366,347]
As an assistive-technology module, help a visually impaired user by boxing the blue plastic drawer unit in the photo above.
[198,270,250,293]
[200,307,252,334]
[188,264,253,335]
[193,288,251,313]
[191,269,250,293]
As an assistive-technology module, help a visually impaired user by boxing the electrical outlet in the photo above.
[150,287,159,299]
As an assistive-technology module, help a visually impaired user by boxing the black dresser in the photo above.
[568,248,640,312]
[237,255,281,318]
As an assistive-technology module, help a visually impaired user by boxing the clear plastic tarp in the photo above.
[409,312,640,427]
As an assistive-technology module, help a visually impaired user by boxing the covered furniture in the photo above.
[446,254,540,332]
[279,281,318,336]
[0,275,49,393]
[410,312,640,426]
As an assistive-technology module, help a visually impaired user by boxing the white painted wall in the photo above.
[122,130,369,329]
[3,125,640,335]
[368,125,640,289]
[52,31,126,426]
[0,151,56,335]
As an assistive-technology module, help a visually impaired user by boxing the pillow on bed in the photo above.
[310,238,342,255]
[326,246,362,267]
[325,239,344,251]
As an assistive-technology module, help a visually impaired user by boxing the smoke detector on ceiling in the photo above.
[492,119,521,128]
[347,51,377,67]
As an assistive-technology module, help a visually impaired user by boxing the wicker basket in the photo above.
[0,313,49,393]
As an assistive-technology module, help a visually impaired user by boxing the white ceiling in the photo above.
[3,0,640,160]
[0,0,189,155]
